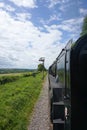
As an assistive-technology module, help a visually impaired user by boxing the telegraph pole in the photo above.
[39,57,45,79]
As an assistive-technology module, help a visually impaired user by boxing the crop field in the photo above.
[0,71,46,130]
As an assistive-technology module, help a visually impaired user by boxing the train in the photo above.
[48,33,87,130]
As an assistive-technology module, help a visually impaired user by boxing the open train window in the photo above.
[50,63,56,77]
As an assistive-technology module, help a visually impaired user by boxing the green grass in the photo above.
[0,72,46,130]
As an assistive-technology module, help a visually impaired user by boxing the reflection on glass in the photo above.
[66,51,70,96]
[51,63,56,76]
[57,54,65,85]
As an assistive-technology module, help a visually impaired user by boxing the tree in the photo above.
[38,63,46,71]
[80,16,87,36]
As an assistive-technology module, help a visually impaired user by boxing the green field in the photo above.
[0,72,46,130]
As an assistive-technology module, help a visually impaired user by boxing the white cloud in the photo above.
[0,2,4,7]
[48,0,70,8]
[41,17,83,41]
[0,9,64,69]
[48,14,62,23]
[5,5,15,12]
[9,0,37,8]
[48,0,60,8]
[0,1,84,69]
[16,13,32,21]
[59,0,75,12]
[57,18,83,39]
[40,13,62,25]
[79,8,87,16]
[0,2,15,12]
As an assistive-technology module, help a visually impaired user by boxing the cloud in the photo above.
[0,56,14,68]
[48,0,70,8]
[0,2,5,7]
[40,17,83,40]
[0,8,64,69]
[5,5,15,12]
[0,2,15,12]
[0,1,84,69]
[9,0,37,8]
[15,12,32,21]
[57,18,83,39]
[47,14,62,23]
[79,8,87,16]
[48,0,61,8]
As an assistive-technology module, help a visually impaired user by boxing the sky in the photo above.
[0,0,87,69]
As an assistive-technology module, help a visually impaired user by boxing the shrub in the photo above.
[0,76,19,85]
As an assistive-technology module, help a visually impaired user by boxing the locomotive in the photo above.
[48,34,87,130]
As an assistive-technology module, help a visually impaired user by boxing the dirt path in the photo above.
[28,75,53,130]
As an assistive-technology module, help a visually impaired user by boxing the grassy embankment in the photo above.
[0,71,46,130]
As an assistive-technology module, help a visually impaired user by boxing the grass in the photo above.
[0,72,46,130]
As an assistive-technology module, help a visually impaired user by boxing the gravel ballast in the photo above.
[28,76,53,130]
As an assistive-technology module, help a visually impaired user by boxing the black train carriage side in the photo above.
[48,34,87,130]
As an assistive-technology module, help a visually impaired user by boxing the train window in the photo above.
[48,66,52,75]
[50,63,56,77]
[57,54,65,86]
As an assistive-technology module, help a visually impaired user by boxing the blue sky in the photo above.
[0,0,87,69]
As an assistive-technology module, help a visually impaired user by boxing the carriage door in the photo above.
[64,49,71,130]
